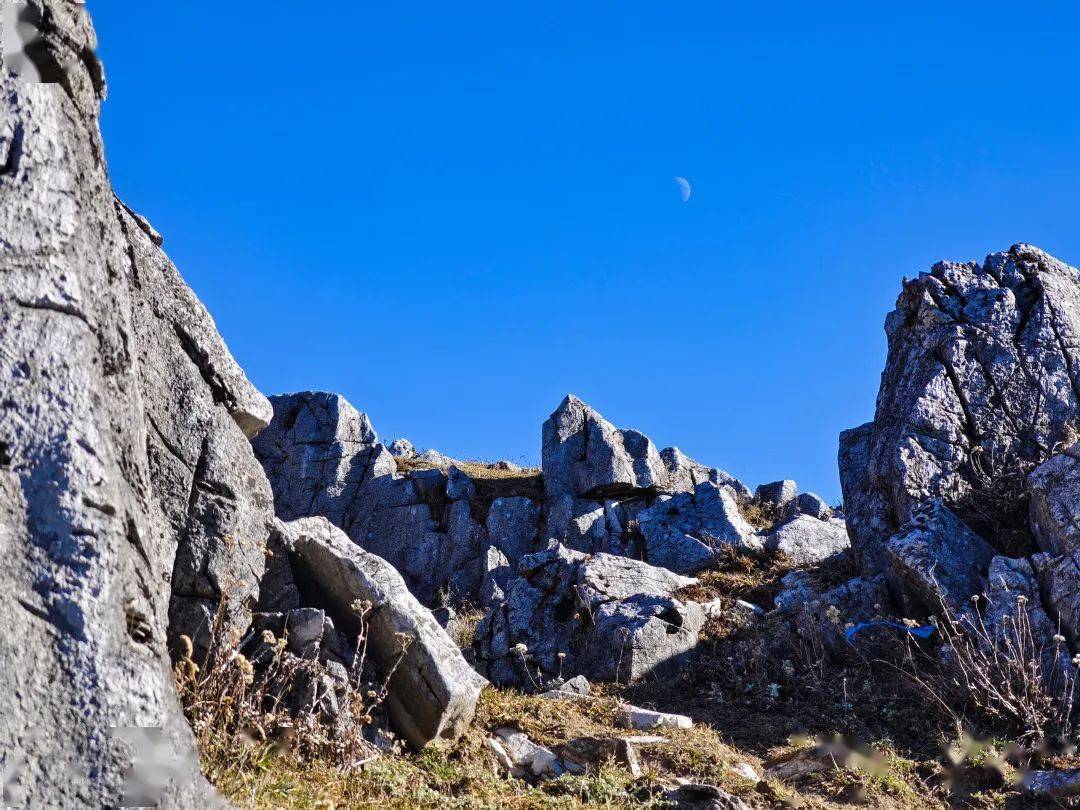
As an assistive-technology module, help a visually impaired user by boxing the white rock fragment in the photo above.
[618,706,693,730]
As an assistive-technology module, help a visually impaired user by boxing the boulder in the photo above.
[476,546,704,686]
[637,482,762,574]
[492,728,563,778]
[659,783,749,810]
[795,492,832,520]
[1023,768,1080,798]
[765,515,850,565]
[388,438,416,458]
[279,517,486,749]
[540,674,592,699]
[840,246,1080,573]
[660,446,750,498]
[619,707,693,730]
[773,570,820,614]
[755,480,798,509]
[884,500,995,613]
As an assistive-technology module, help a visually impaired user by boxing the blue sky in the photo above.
[92,2,1080,500]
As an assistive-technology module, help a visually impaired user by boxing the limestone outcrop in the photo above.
[1,2,268,803]
[840,245,1080,574]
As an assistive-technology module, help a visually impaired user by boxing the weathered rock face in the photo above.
[884,500,995,614]
[0,3,272,803]
[475,545,704,687]
[542,394,666,500]
[539,396,755,566]
[840,246,1080,574]
[254,391,757,605]
[636,483,762,574]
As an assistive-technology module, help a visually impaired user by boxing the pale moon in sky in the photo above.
[674,176,692,202]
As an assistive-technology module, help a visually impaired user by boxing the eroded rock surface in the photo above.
[840,246,1080,574]
[475,545,704,687]
[0,3,270,802]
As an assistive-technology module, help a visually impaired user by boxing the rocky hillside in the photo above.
[6,2,1080,807]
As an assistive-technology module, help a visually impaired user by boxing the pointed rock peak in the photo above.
[553,393,588,416]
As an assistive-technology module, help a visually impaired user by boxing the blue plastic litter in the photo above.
[844,621,936,643]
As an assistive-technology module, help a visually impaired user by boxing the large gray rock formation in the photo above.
[0,3,273,803]
[540,395,754,563]
[253,391,545,606]
[475,545,704,687]
[278,518,486,749]
[254,391,757,605]
[840,246,1080,574]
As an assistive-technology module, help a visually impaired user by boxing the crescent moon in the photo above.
[674,176,691,202]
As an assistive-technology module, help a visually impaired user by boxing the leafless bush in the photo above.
[174,601,399,769]
[919,597,1077,745]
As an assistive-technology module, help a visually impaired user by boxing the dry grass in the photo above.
[188,551,1076,809]
[394,455,540,480]
[448,606,485,651]
[198,687,754,809]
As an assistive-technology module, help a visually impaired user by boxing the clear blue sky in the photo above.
[92,2,1080,500]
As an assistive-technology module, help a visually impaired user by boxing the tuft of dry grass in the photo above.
[736,497,779,531]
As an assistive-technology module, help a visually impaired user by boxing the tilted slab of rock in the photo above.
[765,515,850,566]
[476,545,704,687]
[280,517,486,748]
[884,500,994,614]
[636,482,762,574]
[839,246,1080,574]
[0,4,275,803]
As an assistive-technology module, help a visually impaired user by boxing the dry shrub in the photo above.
[923,597,1078,746]
[175,602,394,773]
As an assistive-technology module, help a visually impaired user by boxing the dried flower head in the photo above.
[235,653,254,685]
